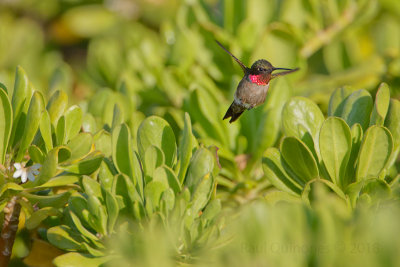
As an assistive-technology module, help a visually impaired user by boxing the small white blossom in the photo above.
[13,163,41,183]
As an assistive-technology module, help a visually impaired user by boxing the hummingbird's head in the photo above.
[250,59,274,75]
[248,59,299,85]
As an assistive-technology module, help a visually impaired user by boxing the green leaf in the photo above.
[153,166,181,194]
[201,199,221,222]
[191,172,214,214]
[280,136,319,182]
[144,181,168,211]
[25,207,60,230]
[33,146,71,186]
[185,147,215,194]
[64,105,83,142]
[16,91,45,162]
[344,123,363,187]
[87,195,107,235]
[53,252,114,267]
[21,191,73,208]
[282,96,324,154]
[262,147,303,195]
[33,175,79,189]
[61,151,104,175]
[160,188,175,213]
[137,116,177,167]
[0,183,24,198]
[328,86,352,116]
[143,145,164,183]
[0,87,12,164]
[178,113,193,184]
[319,117,352,187]
[370,83,390,126]
[104,189,119,234]
[11,66,30,121]
[46,90,68,125]
[98,159,115,191]
[82,113,97,133]
[47,225,86,251]
[112,173,140,207]
[356,126,393,181]
[28,145,45,164]
[385,99,400,149]
[82,175,102,199]
[56,115,66,146]
[93,130,112,157]
[112,124,135,183]
[334,89,373,130]
[67,133,93,162]
[39,110,53,152]
[69,210,99,241]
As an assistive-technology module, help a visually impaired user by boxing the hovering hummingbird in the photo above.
[216,40,299,123]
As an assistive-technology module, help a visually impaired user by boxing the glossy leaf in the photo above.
[69,210,99,241]
[370,83,390,126]
[344,123,363,187]
[280,136,319,182]
[33,146,71,185]
[144,181,168,211]
[356,126,393,181]
[25,207,60,230]
[282,97,324,153]
[67,133,93,162]
[105,189,119,234]
[319,117,352,187]
[335,89,373,130]
[191,172,214,214]
[46,90,68,125]
[16,91,45,161]
[33,175,79,189]
[82,175,102,199]
[47,225,86,251]
[262,147,303,195]
[153,166,181,194]
[185,147,215,194]
[61,151,104,175]
[0,87,12,164]
[112,124,135,183]
[64,105,83,142]
[94,130,112,157]
[137,116,177,167]
[21,191,73,209]
[39,110,53,152]
[11,66,29,120]
[56,115,66,146]
[177,113,193,184]
[53,252,114,267]
[328,86,352,116]
[143,145,164,183]
[385,99,400,148]
[28,145,45,164]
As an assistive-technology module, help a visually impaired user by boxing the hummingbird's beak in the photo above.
[271,67,299,79]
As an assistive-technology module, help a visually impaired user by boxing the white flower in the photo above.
[13,163,41,183]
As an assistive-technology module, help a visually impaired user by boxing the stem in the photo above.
[300,2,357,58]
[0,196,21,266]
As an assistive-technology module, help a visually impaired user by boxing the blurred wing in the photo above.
[215,40,248,73]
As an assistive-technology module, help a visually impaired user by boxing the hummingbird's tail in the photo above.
[223,101,245,123]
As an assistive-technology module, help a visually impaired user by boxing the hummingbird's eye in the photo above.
[258,67,263,72]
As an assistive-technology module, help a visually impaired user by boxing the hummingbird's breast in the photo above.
[234,77,270,109]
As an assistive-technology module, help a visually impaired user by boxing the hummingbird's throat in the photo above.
[249,74,268,85]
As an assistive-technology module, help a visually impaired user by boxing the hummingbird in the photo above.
[216,40,299,123]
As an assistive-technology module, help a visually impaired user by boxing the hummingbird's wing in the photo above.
[271,68,299,79]
[215,40,248,73]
